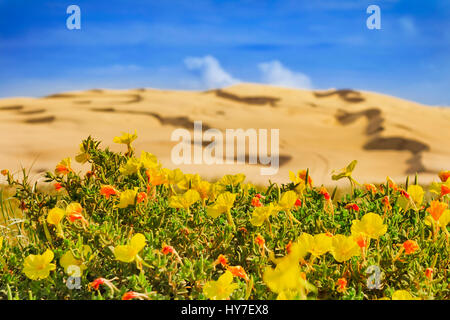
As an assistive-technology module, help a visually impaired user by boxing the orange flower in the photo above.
[297,170,313,186]
[213,254,229,267]
[364,183,377,195]
[425,268,433,281]
[426,200,448,221]
[255,234,265,249]
[162,245,175,255]
[90,278,106,290]
[441,185,450,197]
[100,185,119,199]
[227,265,249,281]
[438,170,450,182]
[1,169,9,176]
[336,278,347,293]
[345,203,359,211]
[251,197,262,207]
[294,199,302,207]
[382,196,392,212]
[137,192,148,204]
[238,227,248,233]
[285,240,292,254]
[354,234,367,249]
[403,240,419,255]
[54,182,63,191]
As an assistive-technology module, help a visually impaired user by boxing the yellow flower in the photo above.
[75,143,90,164]
[146,167,168,186]
[47,208,65,225]
[66,202,82,216]
[331,160,357,181]
[113,130,137,145]
[398,185,424,211]
[214,174,246,193]
[116,188,138,208]
[298,233,332,257]
[164,168,184,185]
[391,290,416,300]
[351,212,387,239]
[177,173,201,191]
[0,236,3,251]
[203,270,238,300]
[263,250,313,299]
[60,245,91,276]
[206,192,237,219]
[425,209,450,229]
[139,151,159,169]
[330,234,360,262]
[114,233,146,263]
[288,170,312,195]
[23,249,56,280]
[119,157,142,176]
[250,203,279,226]
[192,179,211,202]
[277,190,298,211]
[217,174,246,187]
[168,189,201,211]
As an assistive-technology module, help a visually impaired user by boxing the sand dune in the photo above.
[1,83,450,186]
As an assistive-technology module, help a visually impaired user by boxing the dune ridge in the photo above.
[1,83,450,186]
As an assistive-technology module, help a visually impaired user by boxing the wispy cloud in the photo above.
[184,55,240,89]
[258,60,312,89]
[399,16,417,36]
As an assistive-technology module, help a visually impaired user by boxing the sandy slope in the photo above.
[1,83,450,186]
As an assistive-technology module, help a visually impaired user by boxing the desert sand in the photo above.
[1,83,450,187]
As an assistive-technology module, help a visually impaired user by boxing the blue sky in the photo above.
[0,0,448,105]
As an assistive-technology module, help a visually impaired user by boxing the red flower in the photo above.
[122,291,140,300]
[90,278,106,290]
[336,278,347,293]
[251,197,262,207]
[425,268,433,281]
[345,203,359,211]
[441,185,450,197]
[319,187,330,200]
[162,245,175,255]
[137,192,148,204]
[400,189,410,199]
[438,171,450,182]
[295,199,302,207]
[255,193,263,199]
[54,182,63,191]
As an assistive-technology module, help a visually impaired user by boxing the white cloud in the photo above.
[258,60,312,89]
[184,55,240,89]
